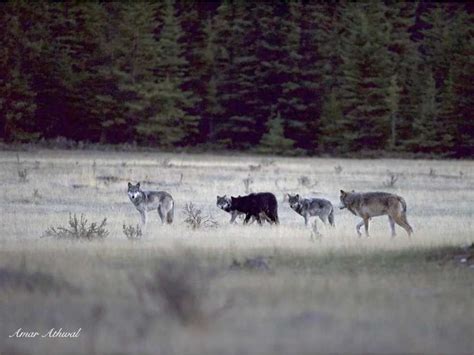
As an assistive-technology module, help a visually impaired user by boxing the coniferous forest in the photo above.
[0,1,473,157]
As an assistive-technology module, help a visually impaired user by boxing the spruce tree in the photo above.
[212,2,261,149]
[338,1,393,151]
[319,90,346,153]
[0,4,38,141]
[134,0,199,147]
[409,69,441,153]
[258,111,294,154]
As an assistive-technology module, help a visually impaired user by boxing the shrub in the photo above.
[183,203,218,230]
[383,170,400,188]
[42,214,109,240]
[123,223,143,241]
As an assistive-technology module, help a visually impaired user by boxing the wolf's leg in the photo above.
[244,213,252,224]
[388,216,396,237]
[319,214,328,224]
[356,220,364,236]
[395,215,413,236]
[328,207,335,227]
[140,210,147,226]
[260,212,272,225]
[230,211,238,224]
[304,213,310,226]
[363,217,370,237]
[312,219,319,235]
[166,206,174,224]
[157,207,165,224]
[249,215,258,225]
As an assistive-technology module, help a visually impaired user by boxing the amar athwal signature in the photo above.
[9,328,81,338]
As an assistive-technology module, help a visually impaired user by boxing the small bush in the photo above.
[123,223,143,241]
[334,165,343,174]
[183,203,218,230]
[42,214,109,240]
[243,175,253,193]
[383,170,400,188]
[16,153,28,183]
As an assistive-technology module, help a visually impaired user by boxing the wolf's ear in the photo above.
[340,190,345,195]
[137,182,140,188]
[295,194,299,198]
[128,182,132,188]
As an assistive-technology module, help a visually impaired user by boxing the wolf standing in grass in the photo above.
[339,190,413,237]
[287,193,335,227]
[128,182,174,226]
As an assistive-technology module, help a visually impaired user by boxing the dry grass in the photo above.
[0,149,473,354]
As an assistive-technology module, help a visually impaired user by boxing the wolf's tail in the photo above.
[166,201,174,224]
[328,206,335,227]
[398,197,407,213]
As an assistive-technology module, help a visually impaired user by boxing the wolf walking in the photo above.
[287,194,335,229]
[339,190,413,237]
[128,182,174,226]
[217,195,243,224]
[217,193,279,225]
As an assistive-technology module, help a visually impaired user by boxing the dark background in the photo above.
[0,1,472,157]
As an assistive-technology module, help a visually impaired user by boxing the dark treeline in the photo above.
[0,1,472,157]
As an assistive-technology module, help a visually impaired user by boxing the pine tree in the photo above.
[338,1,393,151]
[319,90,346,153]
[134,0,199,147]
[0,3,38,141]
[385,1,419,150]
[212,2,261,149]
[450,8,474,157]
[409,69,441,153]
[279,1,335,153]
[258,111,294,154]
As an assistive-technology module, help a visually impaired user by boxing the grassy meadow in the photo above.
[0,149,473,355]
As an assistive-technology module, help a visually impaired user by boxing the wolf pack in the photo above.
[128,181,413,237]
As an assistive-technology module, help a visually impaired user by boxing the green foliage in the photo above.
[258,111,294,154]
[0,1,472,157]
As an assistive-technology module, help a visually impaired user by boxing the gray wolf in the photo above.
[287,193,335,227]
[339,190,413,237]
[217,193,279,225]
[128,182,174,225]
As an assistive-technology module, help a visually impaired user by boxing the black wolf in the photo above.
[230,192,279,225]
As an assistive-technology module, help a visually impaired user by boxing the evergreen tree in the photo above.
[134,0,199,147]
[258,111,294,154]
[0,3,38,141]
[450,8,474,157]
[279,1,335,153]
[385,1,419,149]
[213,2,261,149]
[319,90,346,152]
[338,1,393,151]
[409,69,441,153]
